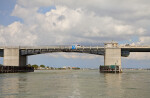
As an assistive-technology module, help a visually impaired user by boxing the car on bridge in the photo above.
[72,44,82,49]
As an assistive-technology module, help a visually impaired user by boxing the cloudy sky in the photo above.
[0,0,150,68]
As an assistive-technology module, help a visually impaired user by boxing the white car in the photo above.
[75,44,81,47]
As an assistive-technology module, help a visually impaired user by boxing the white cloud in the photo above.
[10,4,147,45]
[138,36,150,45]
[14,0,150,22]
[1,0,150,60]
[128,52,150,60]
[0,22,37,46]
[46,52,99,59]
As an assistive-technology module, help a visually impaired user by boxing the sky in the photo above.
[0,0,150,68]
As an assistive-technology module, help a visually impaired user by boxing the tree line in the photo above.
[27,64,47,69]
[27,64,80,70]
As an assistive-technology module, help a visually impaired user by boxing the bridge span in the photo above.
[0,42,150,72]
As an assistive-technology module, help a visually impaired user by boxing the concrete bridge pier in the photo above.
[100,42,122,73]
[3,48,27,66]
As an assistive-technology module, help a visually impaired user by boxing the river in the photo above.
[0,70,150,98]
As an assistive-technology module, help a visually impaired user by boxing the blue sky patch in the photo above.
[0,0,23,26]
[37,6,56,14]
[0,15,23,26]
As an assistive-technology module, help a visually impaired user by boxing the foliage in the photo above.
[40,65,45,68]
[56,68,66,70]
[32,64,38,69]
[0,64,3,66]
[27,64,32,67]
[72,67,80,70]
[50,67,54,70]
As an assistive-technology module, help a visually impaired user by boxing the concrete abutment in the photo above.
[100,42,122,73]
[4,48,27,66]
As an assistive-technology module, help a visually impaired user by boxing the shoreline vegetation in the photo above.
[28,64,150,70]
[123,68,150,70]
[0,64,150,70]
[27,64,81,70]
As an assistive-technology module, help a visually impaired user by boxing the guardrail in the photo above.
[120,45,150,48]
[19,46,104,49]
[1,45,150,49]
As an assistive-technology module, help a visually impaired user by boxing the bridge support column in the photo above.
[19,56,27,66]
[100,42,122,73]
[104,48,121,66]
[4,48,27,66]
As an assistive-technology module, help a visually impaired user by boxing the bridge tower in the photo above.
[3,48,27,66]
[100,42,122,73]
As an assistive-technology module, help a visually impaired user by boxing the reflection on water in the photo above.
[0,73,28,98]
[0,70,150,98]
[104,73,124,98]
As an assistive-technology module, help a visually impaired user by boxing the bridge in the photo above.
[0,42,150,73]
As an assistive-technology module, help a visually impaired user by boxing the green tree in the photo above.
[32,64,38,69]
[50,67,54,70]
[40,65,45,68]
[27,64,31,67]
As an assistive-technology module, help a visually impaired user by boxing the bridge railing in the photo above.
[0,46,20,49]
[0,45,105,50]
[120,45,150,48]
[19,46,104,49]
[20,45,72,49]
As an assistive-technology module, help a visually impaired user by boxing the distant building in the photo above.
[63,66,67,69]
[63,66,71,69]
[38,67,46,70]
[72,67,80,70]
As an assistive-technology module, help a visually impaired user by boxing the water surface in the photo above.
[0,70,150,98]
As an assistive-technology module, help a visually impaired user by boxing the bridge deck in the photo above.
[0,46,150,57]
[121,46,150,52]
